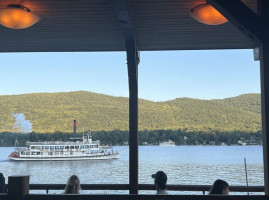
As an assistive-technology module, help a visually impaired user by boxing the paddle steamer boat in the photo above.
[9,134,119,161]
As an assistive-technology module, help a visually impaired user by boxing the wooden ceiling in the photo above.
[0,0,258,52]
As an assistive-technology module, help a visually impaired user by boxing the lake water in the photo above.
[0,145,264,194]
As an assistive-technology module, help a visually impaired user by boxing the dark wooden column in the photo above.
[126,39,139,194]
[260,42,269,195]
[258,0,269,195]
[207,0,268,194]
[8,176,29,200]
[112,0,139,194]
[206,0,268,194]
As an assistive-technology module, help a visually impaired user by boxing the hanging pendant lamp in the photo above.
[0,4,40,29]
[190,3,228,25]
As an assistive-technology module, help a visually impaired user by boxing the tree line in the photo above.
[0,130,262,147]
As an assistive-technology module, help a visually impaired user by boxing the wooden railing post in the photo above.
[8,176,29,200]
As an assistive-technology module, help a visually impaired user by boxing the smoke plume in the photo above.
[12,113,32,133]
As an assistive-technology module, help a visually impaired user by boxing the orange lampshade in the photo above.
[190,3,228,25]
[0,5,40,29]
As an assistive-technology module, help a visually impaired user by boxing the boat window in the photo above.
[50,146,55,149]
[85,145,90,148]
[80,146,84,149]
[65,146,69,149]
[42,146,45,149]
[45,146,49,149]
[36,146,41,149]
[70,146,74,149]
[31,146,35,149]
[60,146,64,149]
[55,146,60,149]
[75,146,79,149]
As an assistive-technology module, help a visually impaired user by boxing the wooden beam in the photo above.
[6,183,264,193]
[258,0,269,195]
[207,0,264,45]
[126,39,139,194]
[112,0,136,41]
[112,0,139,194]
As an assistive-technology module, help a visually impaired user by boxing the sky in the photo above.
[0,49,260,102]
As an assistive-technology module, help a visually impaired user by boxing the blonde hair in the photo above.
[64,175,81,194]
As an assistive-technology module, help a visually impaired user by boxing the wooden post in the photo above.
[112,0,139,194]
[259,0,269,195]
[8,176,29,200]
[208,0,268,194]
[126,39,139,194]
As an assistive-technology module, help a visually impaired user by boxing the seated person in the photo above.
[209,179,229,195]
[151,171,168,195]
[64,175,81,194]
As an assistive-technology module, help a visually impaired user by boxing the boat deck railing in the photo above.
[4,183,264,194]
[26,141,99,145]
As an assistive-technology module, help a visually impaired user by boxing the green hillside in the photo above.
[0,91,262,133]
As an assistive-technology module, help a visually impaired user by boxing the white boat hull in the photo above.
[159,144,175,147]
[9,153,119,161]
[159,140,176,146]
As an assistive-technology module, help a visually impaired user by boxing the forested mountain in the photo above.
[0,91,261,133]
[221,93,261,114]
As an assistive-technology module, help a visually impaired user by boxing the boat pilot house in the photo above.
[0,0,269,200]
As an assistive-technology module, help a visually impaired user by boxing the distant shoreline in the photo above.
[0,130,262,147]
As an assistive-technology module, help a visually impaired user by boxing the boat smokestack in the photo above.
[29,132,32,142]
[73,120,77,137]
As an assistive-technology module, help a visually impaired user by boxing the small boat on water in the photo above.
[159,140,175,147]
[9,134,119,161]
[238,140,247,146]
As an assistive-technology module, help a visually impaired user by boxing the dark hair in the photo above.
[209,179,229,194]
[152,171,167,190]
[64,175,81,194]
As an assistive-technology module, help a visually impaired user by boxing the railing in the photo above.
[5,184,264,195]
[3,176,267,200]
[24,194,269,200]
